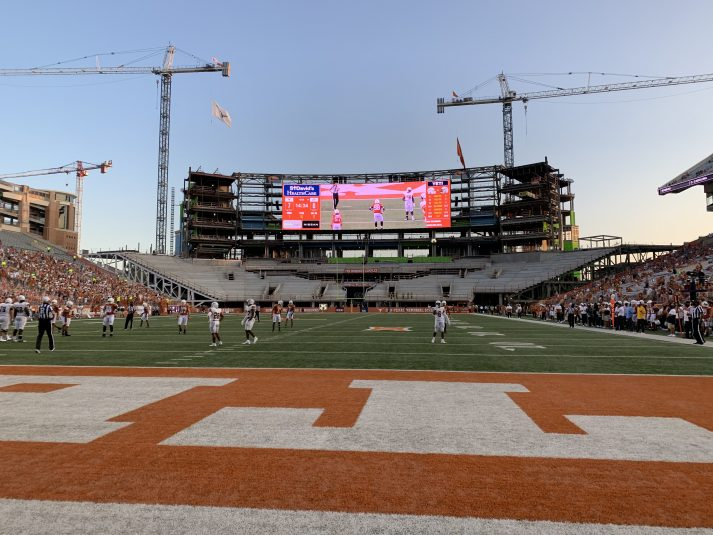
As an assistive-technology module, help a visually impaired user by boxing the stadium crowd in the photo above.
[528,237,713,340]
[0,245,164,316]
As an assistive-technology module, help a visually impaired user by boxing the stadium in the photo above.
[2,12,713,535]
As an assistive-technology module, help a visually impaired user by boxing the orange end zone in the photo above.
[0,365,711,527]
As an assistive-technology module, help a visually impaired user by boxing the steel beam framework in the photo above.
[88,250,219,306]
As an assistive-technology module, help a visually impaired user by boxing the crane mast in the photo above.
[0,46,231,254]
[437,72,713,167]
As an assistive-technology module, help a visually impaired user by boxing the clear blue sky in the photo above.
[1,0,712,252]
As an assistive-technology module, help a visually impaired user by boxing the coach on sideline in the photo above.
[35,296,55,354]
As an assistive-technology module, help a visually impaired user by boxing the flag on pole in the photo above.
[456,137,466,169]
[211,100,232,128]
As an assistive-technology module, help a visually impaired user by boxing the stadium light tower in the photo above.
[438,71,713,168]
[0,45,231,254]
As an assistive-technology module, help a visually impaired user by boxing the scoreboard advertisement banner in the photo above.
[282,180,451,231]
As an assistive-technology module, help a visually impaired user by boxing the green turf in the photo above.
[1,313,711,375]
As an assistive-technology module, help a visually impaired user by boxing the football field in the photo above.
[1,312,712,534]
[2,312,712,375]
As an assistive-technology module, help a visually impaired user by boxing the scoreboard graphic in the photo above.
[282,184,321,230]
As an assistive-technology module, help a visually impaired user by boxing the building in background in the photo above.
[0,180,78,253]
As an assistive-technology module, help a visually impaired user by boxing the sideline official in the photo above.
[35,296,55,354]
[691,300,705,345]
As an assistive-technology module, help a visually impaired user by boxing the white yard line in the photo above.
[470,315,713,348]
[0,499,709,535]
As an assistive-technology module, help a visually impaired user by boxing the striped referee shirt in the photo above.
[691,305,704,320]
[37,303,54,320]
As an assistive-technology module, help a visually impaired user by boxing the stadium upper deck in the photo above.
[180,160,576,260]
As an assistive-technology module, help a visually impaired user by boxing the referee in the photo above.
[35,296,55,354]
[691,299,705,345]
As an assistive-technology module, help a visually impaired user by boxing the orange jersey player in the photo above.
[272,300,283,332]
[331,209,342,231]
[370,199,385,229]
[177,299,190,334]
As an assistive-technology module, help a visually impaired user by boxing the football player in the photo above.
[140,302,150,328]
[331,209,342,231]
[272,300,283,332]
[403,187,415,221]
[101,297,118,337]
[61,301,73,337]
[370,199,385,229]
[441,300,450,333]
[12,295,31,342]
[241,299,258,345]
[286,300,296,328]
[432,300,450,344]
[177,299,190,334]
[208,302,224,347]
[0,297,12,341]
[51,299,61,333]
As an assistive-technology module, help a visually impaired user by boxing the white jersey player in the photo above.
[241,299,258,345]
[177,299,190,334]
[0,297,12,341]
[61,301,73,336]
[50,299,61,333]
[101,297,118,337]
[432,300,450,344]
[12,295,31,342]
[208,302,223,347]
[140,302,151,328]
[286,300,295,328]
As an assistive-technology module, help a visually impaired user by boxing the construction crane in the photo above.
[437,72,713,168]
[0,45,231,254]
[0,160,112,250]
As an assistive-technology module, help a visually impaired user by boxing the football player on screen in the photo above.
[331,209,342,230]
[370,199,385,229]
[403,187,415,221]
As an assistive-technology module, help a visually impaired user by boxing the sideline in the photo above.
[473,313,713,349]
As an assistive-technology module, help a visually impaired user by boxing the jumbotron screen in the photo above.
[282,180,451,231]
